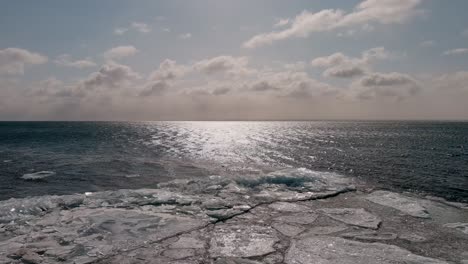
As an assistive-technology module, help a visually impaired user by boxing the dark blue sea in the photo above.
[0,121,467,202]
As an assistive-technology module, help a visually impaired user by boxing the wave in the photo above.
[22,171,56,180]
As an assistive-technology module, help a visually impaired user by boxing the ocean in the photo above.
[0,121,467,202]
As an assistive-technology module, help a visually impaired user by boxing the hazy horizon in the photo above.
[1,0,468,121]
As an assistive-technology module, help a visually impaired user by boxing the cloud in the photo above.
[311,47,389,78]
[32,77,78,98]
[131,22,151,33]
[103,46,139,60]
[243,9,343,48]
[250,81,281,92]
[0,47,48,75]
[82,62,140,90]
[33,77,62,94]
[193,56,249,75]
[6,52,468,121]
[362,46,391,61]
[351,72,420,100]
[311,48,413,99]
[139,55,334,98]
[337,23,375,38]
[20,62,142,103]
[54,54,96,68]
[140,56,256,97]
[149,59,187,81]
[338,0,423,25]
[324,66,365,78]
[420,40,435,47]
[114,22,151,35]
[211,87,231,95]
[274,18,290,28]
[359,72,416,86]
[243,0,423,48]
[114,28,128,35]
[155,16,166,21]
[248,70,337,98]
[178,33,192,39]
[141,59,187,96]
[140,80,169,96]
[162,28,171,33]
[443,48,468,56]
[312,53,353,68]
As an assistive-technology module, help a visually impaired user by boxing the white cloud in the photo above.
[312,48,418,99]
[249,80,281,92]
[155,16,166,21]
[82,62,140,90]
[0,48,48,75]
[338,0,423,25]
[54,54,96,68]
[162,28,171,33]
[312,53,354,68]
[140,55,334,98]
[140,80,169,96]
[193,56,249,75]
[274,18,290,28]
[420,40,435,47]
[32,77,71,97]
[311,47,389,78]
[351,72,420,100]
[246,70,337,98]
[324,66,365,78]
[7,51,468,120]
[443,48,468,56]
[178,33,192,39]
[148,59,187,81]
[114,28,128,35]
[243,0,423,48]
[103,46,139,60]
[362,47,391,61]
[359,72,416,86]
[114,22,151,35]
[141,59,187,96]
[30,62,142,100]
[337,24,374,38]
[131,22,151,33]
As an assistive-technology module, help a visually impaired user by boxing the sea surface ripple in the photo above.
[0,121,467,201]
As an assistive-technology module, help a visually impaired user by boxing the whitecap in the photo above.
[21,171,56,180]
[125,174,140,178]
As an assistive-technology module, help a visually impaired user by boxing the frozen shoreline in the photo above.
[1,168,467,263]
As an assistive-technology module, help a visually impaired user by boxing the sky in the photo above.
[1,0,468,121]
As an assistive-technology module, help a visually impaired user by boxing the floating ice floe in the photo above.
[21,171,56,180]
